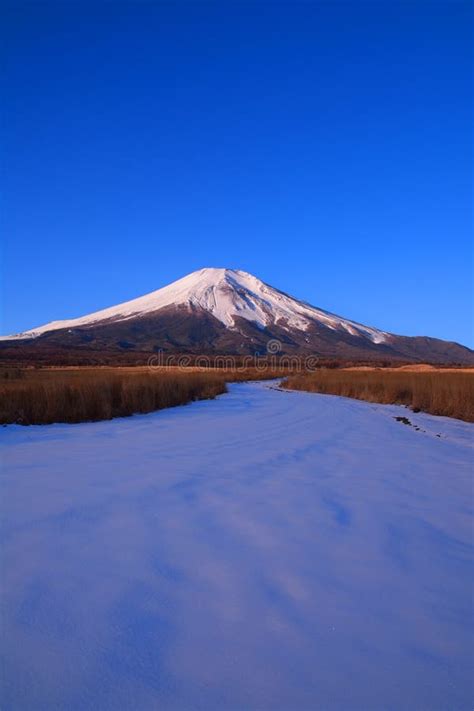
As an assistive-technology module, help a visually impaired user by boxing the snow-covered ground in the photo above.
[1,382,473,711]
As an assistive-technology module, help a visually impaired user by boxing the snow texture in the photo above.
[1,382,473,710]
[2,268,387,343]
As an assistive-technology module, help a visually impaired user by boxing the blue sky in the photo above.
[2,1,472,346]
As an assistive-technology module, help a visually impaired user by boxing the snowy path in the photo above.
[1,382,473,711]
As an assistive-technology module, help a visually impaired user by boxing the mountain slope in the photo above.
[1,268,473,363]
[4,268,387,343]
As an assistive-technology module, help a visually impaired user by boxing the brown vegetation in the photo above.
[282,370,474,422]
[2,362,473,425]
[0,369,228,425]
[0,365,290,425]
[0,345,455,369]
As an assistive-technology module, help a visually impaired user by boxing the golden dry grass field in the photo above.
[283,368,474,422]
[0,366,288,425]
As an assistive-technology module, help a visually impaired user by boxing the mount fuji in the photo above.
[2,268,473,363]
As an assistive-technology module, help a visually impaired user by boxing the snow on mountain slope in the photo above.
[2,268,387,344]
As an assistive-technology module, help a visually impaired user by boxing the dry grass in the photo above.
[2,363,473,425]
[0,369,228,425]
[0,365,290,425]
[282,370,474,422]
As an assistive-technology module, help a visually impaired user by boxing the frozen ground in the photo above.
[1,381,473,711]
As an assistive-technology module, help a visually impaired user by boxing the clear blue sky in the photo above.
[2,0,472,346]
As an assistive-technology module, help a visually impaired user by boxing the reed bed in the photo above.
[0,366,291,425]
[0,369,227,425]
[282,370,474,422]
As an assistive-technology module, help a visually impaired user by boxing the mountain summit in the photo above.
[5,268,386,344]
[2,268,473,363]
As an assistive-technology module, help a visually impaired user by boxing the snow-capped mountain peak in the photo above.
[3,267,387,344]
